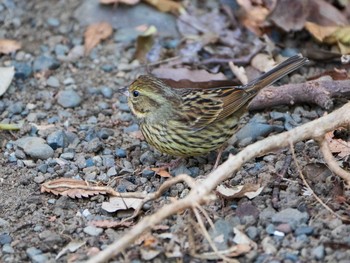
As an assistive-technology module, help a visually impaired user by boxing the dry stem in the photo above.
[87,102,350,263]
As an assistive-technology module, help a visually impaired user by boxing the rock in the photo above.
[83,225,103,236]
[140,151,156,165]
[294,226,314,236]
[171,164,191,176]
[115,148,127,158]
[47,130,69,150]
[107,166,118,177]
[46,76,60,88]
[2,243,14,254]
[208,219,233,250]
[8,101,23,115]
[312,245,325,260]
[54,44,69,56]
[37,163,48,173]
[0,233,12,245]
[142,169,155,179]
[100,86,113,98]
[47,17,60,27]
[60,152,75,160]
[246,226,258,240]
[85,138,103,153]
[188,167,200,177]
[12,62,32,79]
[57,89,81,108]
[33,55,60,72]
[26,247,47,263]
[15,137,54,160]
[272,208,309,229]
[124,123,139,133]
[101,64,114,72]
[98,128,114,139]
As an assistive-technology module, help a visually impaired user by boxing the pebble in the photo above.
[0,233,12,244]
[33,55,60,72]
[60,152,75,160]
[8,101,24,115]
[2,243,14,254]
[142,169,155,179]
[124,123,139,133]
[102,155,115,167]
[47,130,69,150]
[26,247,48,263]
[14,149,26,159]
[37,163,48,173]
[15,137,54,160]
[115,148,127,158]
[188,167,200,177]
[294,226,314,236]
[54,44,69,56]
[107,166,118,177]
[312,245,325,260]
[85,138,103,153]
[140,151,156,165]
[100,86,113,98]
[85,158,94,167]
[47,17,60,27]
[83,225,103,236]
[171,164,192,176]
[272,208,309,229]
[12,62,33,79]
[98,128,114,139]
[46,76,60,88]
[208,219,233,250]
[101,64,114,72]
[246,226,259,240]
[57,89,81,108]
[34,174,45,184]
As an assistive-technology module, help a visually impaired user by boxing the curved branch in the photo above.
[87,102,350,263]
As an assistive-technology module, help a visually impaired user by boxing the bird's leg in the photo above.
[213,145,225,170]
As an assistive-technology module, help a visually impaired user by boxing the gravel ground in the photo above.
[1,1,350,262]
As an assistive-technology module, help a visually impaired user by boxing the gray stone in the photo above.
[57,89,81,108]
[2,243,14,254]
[33,55,60,72]
[142,169,155,179]
[171,164,192,176]
[0,233,12,245]
[46,76,60,88]
[272,208,309,229]
[83,225,103,236]
[47,17,60,27]
[101,86,113,98]
[85,138,103,153]
[8,101,23,115]
[15,137,54,160]
[60,152,75,160]
[115,148,127,158]
[13,62,32,79]
[140,151,156,165]
[246,226,258,240]
[312,245,325,260]
[107,166,118,177]
[47,130,69,150]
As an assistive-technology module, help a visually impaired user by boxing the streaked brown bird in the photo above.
[128,55,308,165]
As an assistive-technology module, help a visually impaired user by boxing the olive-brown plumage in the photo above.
[128,55,308,157]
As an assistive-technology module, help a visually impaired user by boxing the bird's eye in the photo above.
[133,90,139,97]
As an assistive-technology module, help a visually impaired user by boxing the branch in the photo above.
[87,102,350,263]
[249,79,350,111]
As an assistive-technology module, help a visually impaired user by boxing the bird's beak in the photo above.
[123,90,130,97]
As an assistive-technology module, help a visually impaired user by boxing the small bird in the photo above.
[128,55,308,165]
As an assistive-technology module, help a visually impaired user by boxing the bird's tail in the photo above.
[245,54,308,92]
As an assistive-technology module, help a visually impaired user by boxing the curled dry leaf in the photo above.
[216,183,263,200]
[0,66,15,97]
[55,240,86,260]
[135,25,157,63]
[0,39,21,54]
[102,196,143,212]
[325,130,350,158]
[84,22,113,55]
[100,0,139,4]
[143,0,184,14]
[41,178,115,198]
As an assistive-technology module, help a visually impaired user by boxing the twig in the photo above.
[87,102,350,263]
[249,79,350,111]
[317,136,350,186]
[289,142,348,221]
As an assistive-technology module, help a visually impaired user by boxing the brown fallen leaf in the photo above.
[100,0,139,4]
[151,167,172,177]
[142,0,184,14]
[0,39,21,54]
[84,22,113,55]
[325,130,350,158]
[305,22,350,55]
[101,196,142,212]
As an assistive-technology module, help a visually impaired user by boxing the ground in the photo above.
[1,0,350,262]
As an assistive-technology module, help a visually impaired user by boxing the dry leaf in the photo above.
[55,240,86,260]
[100,0,139,4]
[102,196,142,212]
[89,220,134,228]
[135,25,157,63]
[84,22,113,55]
[251,53,277,73]
[152,67,226,82]
[306,22,350,55]
[0,66,15,96]
[0,39,21,54]
[41,178,115,198]
[143,0,184,14]
[325,131,350,158]
[216,184,263,200]
[151,167,172,177]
